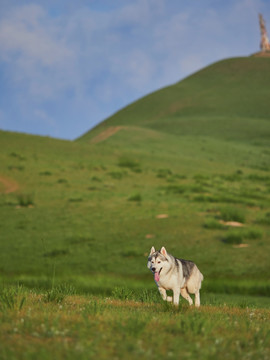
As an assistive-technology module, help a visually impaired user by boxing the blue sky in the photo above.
[0,0,269,140]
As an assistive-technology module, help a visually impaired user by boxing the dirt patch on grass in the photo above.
[233,244,249,248]
[156,214,169,219]
[0,175,19,194]
[90,126,123,144]
[219,220,244,227]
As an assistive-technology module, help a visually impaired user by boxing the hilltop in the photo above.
[79,56,270,144]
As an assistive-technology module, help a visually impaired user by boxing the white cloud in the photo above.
[0,5,73,65]
[0,4,77,100]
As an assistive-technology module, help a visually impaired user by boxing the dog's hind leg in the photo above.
[195,290,200,307]
[180,287,193,306]
[172,288,180,306]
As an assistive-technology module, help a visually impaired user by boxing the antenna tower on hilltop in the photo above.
[259,14,270,51]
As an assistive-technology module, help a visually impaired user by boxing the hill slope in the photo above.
[79,57,270,143]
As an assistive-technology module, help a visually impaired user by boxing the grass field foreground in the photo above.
[0,286,270,360]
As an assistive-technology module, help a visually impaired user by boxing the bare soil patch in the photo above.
[219,220,244,227]
[0,175,19,194]
[156,214,169,219]
[90,126,123,144]
[233,244,250,248]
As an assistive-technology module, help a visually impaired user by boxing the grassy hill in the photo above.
[0,56,269,292]
[79,57,270,144]
[0,56,270,359]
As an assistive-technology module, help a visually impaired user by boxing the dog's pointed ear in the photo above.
[150,246,155,255]
[160,246,167,257]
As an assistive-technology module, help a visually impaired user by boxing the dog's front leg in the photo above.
[158,287,167,301]
[172,289,180,306]
[158,287,172,302]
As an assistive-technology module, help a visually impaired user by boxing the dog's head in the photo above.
[147,246,169,282]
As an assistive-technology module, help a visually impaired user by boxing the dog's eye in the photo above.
[158,261,161,264]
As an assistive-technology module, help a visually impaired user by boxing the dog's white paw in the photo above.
[166,296,173,302]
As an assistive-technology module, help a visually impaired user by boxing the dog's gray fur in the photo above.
[147,246,204,307]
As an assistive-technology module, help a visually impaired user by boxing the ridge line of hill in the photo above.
[78,56,270,143]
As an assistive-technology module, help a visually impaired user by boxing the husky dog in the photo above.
[147,246,204,307]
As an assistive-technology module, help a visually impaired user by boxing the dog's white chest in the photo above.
[157,273,179,290]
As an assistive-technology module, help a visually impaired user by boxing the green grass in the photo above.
[0,288,270,360]
[16,193,35,207]
[0,285,26,311]
[218,206,246,223]
[256,212,270,225]
[203,218,226,230]
[118,156,141,172]
[0,129,269,281]
[220,227,263,245]
[128,193,142,202]
[221,231,243,244]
